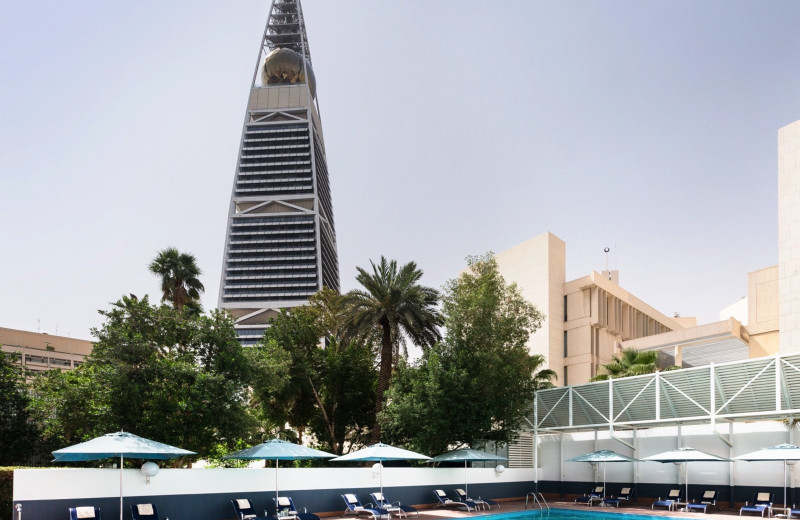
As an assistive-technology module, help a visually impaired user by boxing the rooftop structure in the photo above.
[218,0,339,345]
[0,326,93,377]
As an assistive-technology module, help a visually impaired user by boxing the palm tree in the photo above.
[342,256,443,442]
[148,247,205,313]
[592,347,678,381]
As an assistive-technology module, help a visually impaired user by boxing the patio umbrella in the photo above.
[331,443,431,495]
[567,449,638,500]
[430,448,507,496]
[223,438,336,508]
[643,447,727,502]
[52,431,196,520]
[735,443,800,508]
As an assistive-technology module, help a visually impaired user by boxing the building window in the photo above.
[563,331,568,357]
[564,295,568,321]
[564,366,568,386]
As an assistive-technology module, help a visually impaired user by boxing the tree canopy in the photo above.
[342,257,442,442]
[0,351,38,465]
[148,247,205,313]
[591,347,679,381]
[249,289,376,453]
[29,295,252,461]
[380,254,555,454]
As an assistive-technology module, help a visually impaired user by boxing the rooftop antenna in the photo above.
[604,247,611,280]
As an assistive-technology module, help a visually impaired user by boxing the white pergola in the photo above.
[528,353,800,486]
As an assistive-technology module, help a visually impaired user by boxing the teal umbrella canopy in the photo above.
[223,438,336,460]
[331,443,430,462]
[735,444,800,461]
[52,431,195,461]
[223,439,336,509]
[567,450,638,500]
[332,443,430,495]
[52,432,195,520]
[644,447,727,503]
[735,444,800,508]
[430,448,507,463]
[430,448,507,496]
[568,450,638,463]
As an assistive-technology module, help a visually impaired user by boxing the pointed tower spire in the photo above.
[262,0,311,63]
[218,0,340,345]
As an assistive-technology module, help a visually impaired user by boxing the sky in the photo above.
[1,1,799,341]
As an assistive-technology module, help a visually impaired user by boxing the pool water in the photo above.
[481,509,679,520]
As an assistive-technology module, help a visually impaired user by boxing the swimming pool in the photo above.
[480,509,680,520]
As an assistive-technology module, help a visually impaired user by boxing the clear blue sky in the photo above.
[1,1,798,340]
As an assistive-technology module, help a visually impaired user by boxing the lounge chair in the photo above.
[341,494,390,519]
[131,504,160,520]
[575,486,604,505]
[69,507,101,520]
[652,489,682,510]
[433,489,476,511]
[369,492,419,518]
[274,497,320,520]
[789,508,800,518]
[232,499,259,520]
[604,487,633,507]
[454,489,499,510]
[686,490,718,513]
[740,493,774,517]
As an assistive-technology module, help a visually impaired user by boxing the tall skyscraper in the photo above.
[219,0,339,345]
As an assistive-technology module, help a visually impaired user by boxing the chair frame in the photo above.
[686,490,718,513]
[740,493,774,517]
[433,489,475,511]
[604,487,633,508]
[652,489,683,510]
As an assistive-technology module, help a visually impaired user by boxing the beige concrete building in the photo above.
[494,118,799,385]
[0,327,93,376]
[494,233,684,386]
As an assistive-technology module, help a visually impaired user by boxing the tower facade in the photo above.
[219,0,339,345]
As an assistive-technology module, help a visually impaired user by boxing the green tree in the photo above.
[591,347,679,380]
[381,253,555,454]
[0,351,38,465]
[29,295,253,461]
[342,257,442,442]
[148,247,205,313]
[250,289,376,454]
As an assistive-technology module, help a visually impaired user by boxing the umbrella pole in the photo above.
[784,460,788,509]
[276,459,279,512]
[603,461,607,501]
[465,461,468,497]
[380,461,383,496]
[119,454,124,520]
[685,462,689,504]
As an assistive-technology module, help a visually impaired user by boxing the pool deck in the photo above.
[330,498,762,520]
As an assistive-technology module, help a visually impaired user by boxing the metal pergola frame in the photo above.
[528,353,800,481]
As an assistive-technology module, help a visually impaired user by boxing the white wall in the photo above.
[536,421,797,489]
[13,466,533,502]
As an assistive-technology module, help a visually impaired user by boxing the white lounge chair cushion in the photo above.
[137,505,154,516]
[373,493,385,501]
[620,488,631,495]
[756,493,771,502]
[236,499,252,509]
[668,490,681,498]
[278,497,291,507]
[703,491,715,499]
[344,494,358,504]
[76,507,96,519]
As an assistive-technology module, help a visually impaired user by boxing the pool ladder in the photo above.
[525,492,550,512]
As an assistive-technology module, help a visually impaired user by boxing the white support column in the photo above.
[777,356,783,412]
[710,363,716,430]
[534,397,539,490]
[655,372,661,421]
